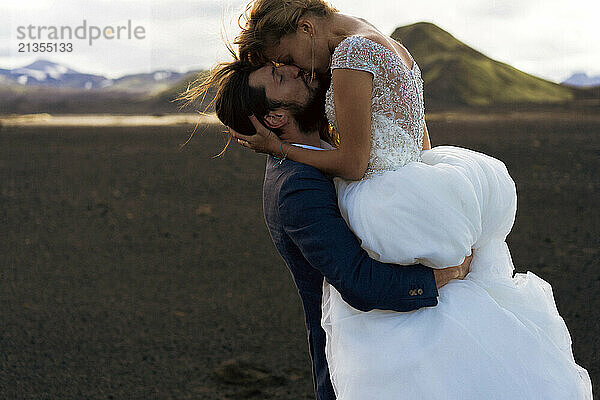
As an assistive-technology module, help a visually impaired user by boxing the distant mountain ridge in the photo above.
[391,22,575,106]
[0,60,106,90]
[562,73,600,88]
[0,59,200,94]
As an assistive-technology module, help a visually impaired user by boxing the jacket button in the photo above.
[409,289,416,296]
[417,288,424,295]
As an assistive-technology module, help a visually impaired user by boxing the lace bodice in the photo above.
[325,35,425,179]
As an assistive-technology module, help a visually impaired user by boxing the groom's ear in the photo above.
[298,18,315,37]
[263,111,288,129]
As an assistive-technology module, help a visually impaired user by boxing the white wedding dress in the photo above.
[321,35,592,399]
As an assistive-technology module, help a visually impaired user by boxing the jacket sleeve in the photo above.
[278,168,439,312]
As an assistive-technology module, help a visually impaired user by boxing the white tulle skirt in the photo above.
[323,146,592,399]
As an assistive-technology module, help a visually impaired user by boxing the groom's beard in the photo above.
[284,73,330,135]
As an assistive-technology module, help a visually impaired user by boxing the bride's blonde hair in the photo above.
[236,0,338,64]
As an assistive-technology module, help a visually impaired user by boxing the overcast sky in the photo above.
[2,0,599,83]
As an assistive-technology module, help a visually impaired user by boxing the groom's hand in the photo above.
[433,253,473,289]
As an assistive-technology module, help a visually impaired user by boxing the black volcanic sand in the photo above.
[1,114,598,399]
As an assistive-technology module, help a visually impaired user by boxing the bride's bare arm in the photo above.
[232,69,374,181]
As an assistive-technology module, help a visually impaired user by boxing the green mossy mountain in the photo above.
[391,22,574,106]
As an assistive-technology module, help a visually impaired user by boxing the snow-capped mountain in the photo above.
[0,59,197,93]
[562,73,600,88]
[14,59,78,79]
[0,60,108,89]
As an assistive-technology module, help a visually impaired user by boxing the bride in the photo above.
[204,0,592,398]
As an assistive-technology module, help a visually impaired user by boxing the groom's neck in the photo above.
[279,127,321,148]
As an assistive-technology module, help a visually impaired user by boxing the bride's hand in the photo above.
[229,115,282,156]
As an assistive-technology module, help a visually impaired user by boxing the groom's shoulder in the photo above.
[265,157,333,196]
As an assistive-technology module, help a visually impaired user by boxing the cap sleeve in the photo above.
[330,36,378,77]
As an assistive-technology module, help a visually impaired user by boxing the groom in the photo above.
[223,63,471,400]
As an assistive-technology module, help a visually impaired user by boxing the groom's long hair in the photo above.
[174,46,265,155]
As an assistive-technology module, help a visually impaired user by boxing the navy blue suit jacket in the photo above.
[262,154,439,400]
